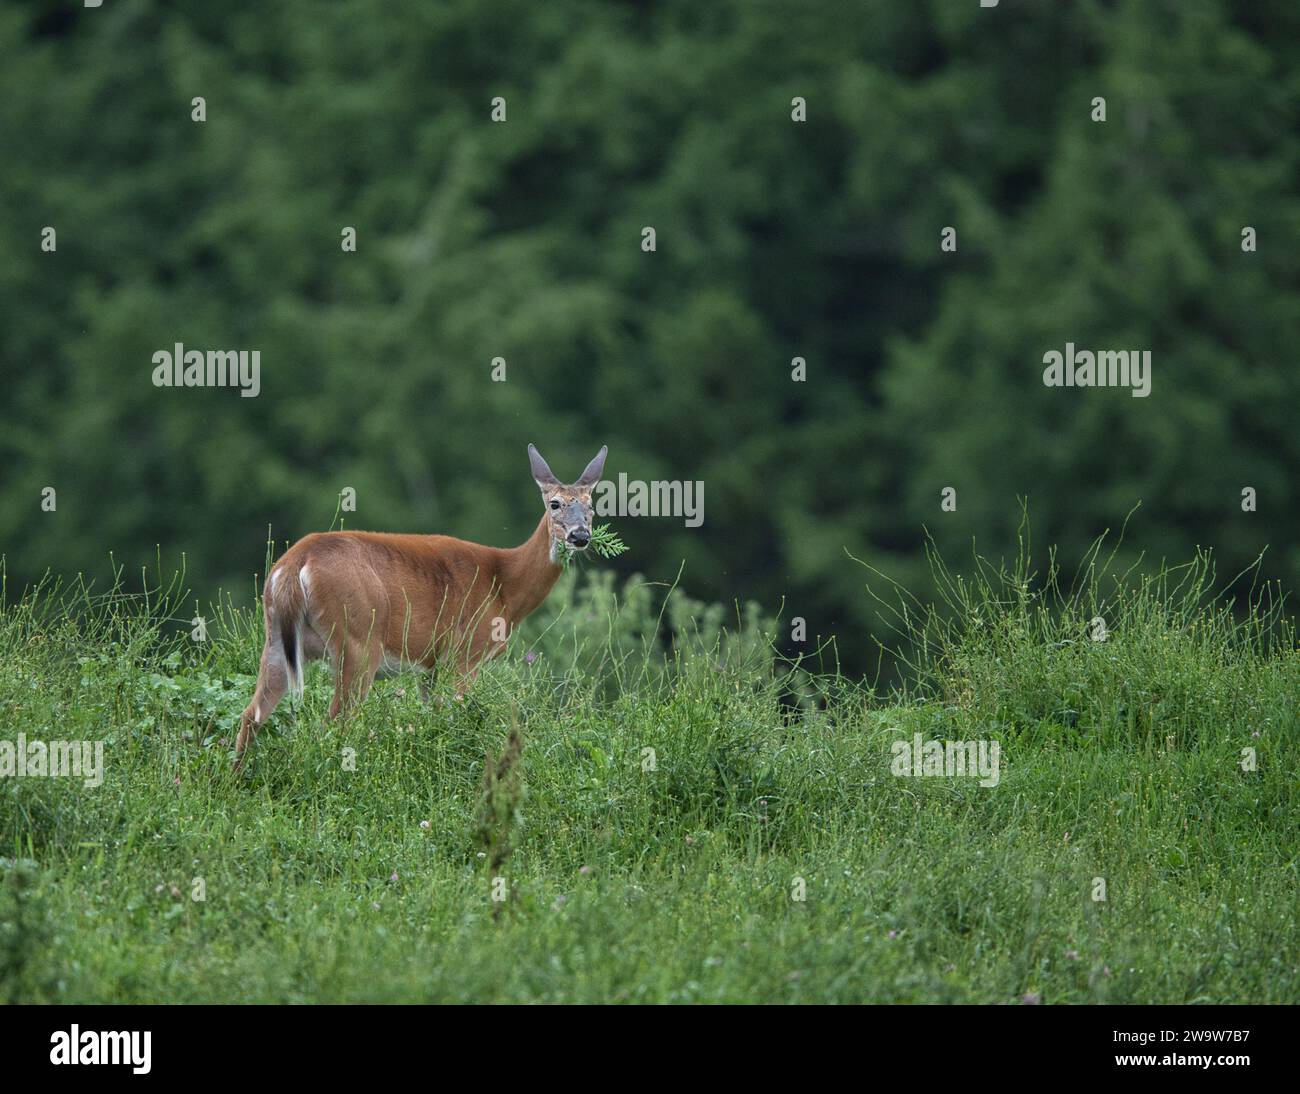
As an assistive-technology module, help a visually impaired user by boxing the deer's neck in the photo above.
[499,513,563,620]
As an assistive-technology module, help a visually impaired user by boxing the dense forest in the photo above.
[2,0,1297,670]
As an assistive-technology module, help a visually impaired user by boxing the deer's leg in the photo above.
[453,634,507,698]
[236,635,290,769]
[328,636,382,721]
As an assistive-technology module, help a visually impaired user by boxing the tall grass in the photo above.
[0,538,1295,1003]
[856,513,1295,750]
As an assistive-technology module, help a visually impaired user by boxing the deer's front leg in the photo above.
[452,625,508,698]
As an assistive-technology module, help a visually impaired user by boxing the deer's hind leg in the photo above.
[327,633,384,722]
[236,632,291,769]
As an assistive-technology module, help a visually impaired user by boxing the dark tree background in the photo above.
[2,0,1297,670]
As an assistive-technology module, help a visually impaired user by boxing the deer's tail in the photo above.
[265,559,309,698]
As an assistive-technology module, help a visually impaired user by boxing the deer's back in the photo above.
[275,530,505,653]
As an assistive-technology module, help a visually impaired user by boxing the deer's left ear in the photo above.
[575,446,608,488]
[529,443,560,488]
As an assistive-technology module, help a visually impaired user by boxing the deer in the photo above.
[234,443,607,768]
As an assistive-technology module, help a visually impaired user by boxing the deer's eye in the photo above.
[549,499,561,510]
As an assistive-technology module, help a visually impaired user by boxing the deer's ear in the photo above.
[528,444,560,488]
[575,445,608,488]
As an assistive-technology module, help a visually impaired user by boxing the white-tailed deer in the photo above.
[235,443,607,767]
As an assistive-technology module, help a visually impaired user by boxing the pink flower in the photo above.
[525,650,539,665]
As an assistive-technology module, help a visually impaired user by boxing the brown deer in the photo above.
[235,444,607,767]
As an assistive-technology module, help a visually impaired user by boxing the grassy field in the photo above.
[1,540,1297,1004]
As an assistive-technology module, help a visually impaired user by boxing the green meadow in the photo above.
[1,541,1296,1004]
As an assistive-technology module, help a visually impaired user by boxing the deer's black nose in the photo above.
[568,530,590,547]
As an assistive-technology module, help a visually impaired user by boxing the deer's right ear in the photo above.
[528,443,559,488]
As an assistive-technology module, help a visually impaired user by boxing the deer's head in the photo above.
[528,443,607,553]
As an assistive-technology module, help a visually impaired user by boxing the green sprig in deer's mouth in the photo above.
[556,523,627,568]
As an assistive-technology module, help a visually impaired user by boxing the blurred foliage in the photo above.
[1,0,1297,671]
